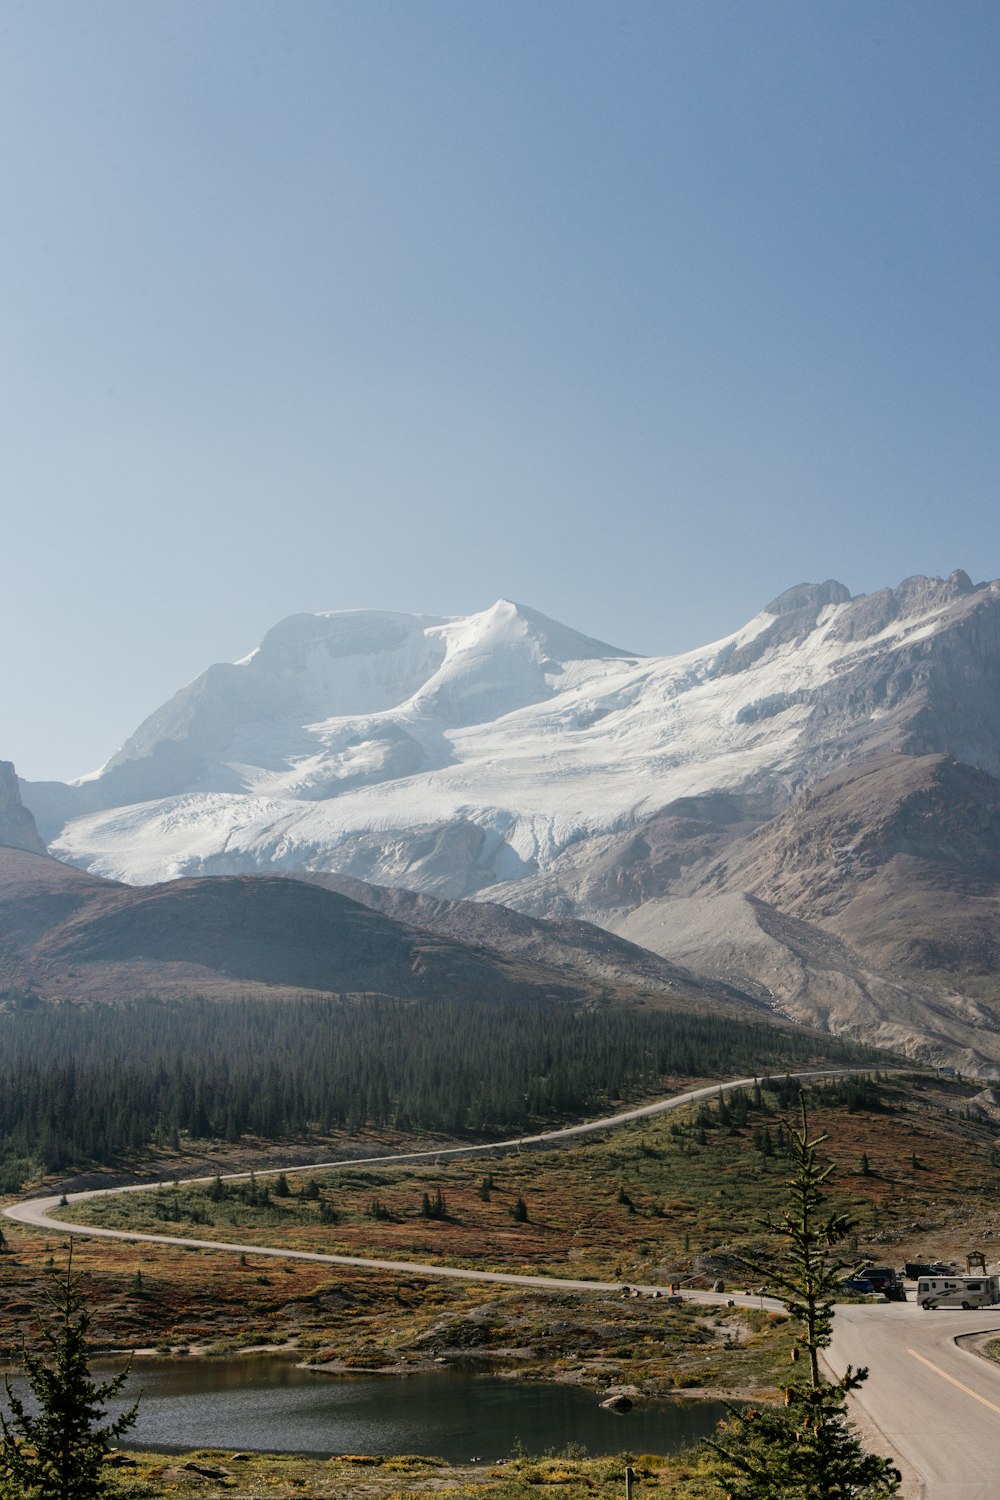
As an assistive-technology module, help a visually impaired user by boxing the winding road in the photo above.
[13,1063,998,1493]
[828,1301,1000,1500]
[3,1068,855,1300]
[6,1070,810,1308]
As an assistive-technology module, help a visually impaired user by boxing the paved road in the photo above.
[7,1069,865,1302]
[24,1065,966,1469]
[828,1300,1000,1500]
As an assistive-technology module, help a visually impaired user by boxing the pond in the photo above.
[5,1356,730,1461]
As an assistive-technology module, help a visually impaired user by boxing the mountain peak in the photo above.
[0,762,46,854]
[254,608,449,668]
[24,569,1000,906]
[443,599,632,662]
[763,580,852,617]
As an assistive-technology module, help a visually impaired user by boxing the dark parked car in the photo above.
[842,1277,878,1296]
[852,1266,906,1301]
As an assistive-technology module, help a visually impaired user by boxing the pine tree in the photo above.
[0,1251,139,1500]
[706,1093,901,1500]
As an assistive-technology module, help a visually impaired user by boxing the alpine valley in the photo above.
[12,569,1000,1073]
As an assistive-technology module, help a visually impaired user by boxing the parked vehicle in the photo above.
[856,1265,906,1301]
[905,1261,950,1280]
[917,1274,1000,1310]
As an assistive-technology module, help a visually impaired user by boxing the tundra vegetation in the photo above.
[705,1095,900,1497]
[0,1250,138,1500]
[0,989,878,1186]
[5,1070,998,1496]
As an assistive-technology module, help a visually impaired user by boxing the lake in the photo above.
[7,1356,730,1460]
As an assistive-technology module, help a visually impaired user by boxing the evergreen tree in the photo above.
[0,1252,139,1500]
[706,1094,900,1500]
[0,989,878,1184]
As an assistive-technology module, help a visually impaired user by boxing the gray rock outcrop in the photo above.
[0,762,46,854]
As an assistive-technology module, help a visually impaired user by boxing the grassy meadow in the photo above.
[3,1069,999,1496]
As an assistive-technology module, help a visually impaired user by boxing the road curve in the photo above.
[828,1300,1000,1500]
[14,1060,996,1494]
[5,1069,866,1305]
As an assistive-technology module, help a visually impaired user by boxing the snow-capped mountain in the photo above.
[19,568,1000,1071]
[22,572,1000,896]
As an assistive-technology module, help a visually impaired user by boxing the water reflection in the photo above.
[2,1356,727,1460]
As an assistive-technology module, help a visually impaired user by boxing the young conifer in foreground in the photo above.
[706,1092,901,1499]
[0,1248,139,1500]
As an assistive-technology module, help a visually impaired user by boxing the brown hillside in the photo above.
[0,847,590,1005]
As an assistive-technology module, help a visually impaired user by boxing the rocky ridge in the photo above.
[13,571,1000,1070]
[0,762,46,855]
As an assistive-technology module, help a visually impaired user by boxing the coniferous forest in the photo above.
[0,990,880,1186]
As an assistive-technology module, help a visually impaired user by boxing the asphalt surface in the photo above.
[828,1299,1000,1499]
[25,1064,982,1481]
[8,1070,825,1309]
[3,1064,859,1256]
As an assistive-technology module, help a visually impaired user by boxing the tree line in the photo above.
[0,989,880,1182]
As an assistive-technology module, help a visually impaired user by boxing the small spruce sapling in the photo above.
[706,1093,901,1500]
[0,1248,139,1500]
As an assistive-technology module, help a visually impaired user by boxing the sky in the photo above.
[3,0,999,781]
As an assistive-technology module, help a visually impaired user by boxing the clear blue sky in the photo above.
[3,0,999,780]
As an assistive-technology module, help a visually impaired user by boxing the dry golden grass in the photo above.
[3,1069,998,1494]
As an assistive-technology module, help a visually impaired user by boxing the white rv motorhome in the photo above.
[916,1274,1000,1310]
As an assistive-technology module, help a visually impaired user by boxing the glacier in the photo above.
[23,573,999,895]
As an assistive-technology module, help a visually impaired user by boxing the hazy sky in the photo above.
[3,1,999,781]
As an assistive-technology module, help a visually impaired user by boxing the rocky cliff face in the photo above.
[16,572,1000,1070]
[0,762,46,854]
[585,753,1000,1075]
[24,573,1000,891]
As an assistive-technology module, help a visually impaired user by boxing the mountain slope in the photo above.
[592,755,1000,1073]
[24,572,1000,895]
[296,869,765,1014]
[699,753,1000,986]
[0,762,46,855]
[0,846,598,1006]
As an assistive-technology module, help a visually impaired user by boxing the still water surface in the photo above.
[42,1357,729,1459]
